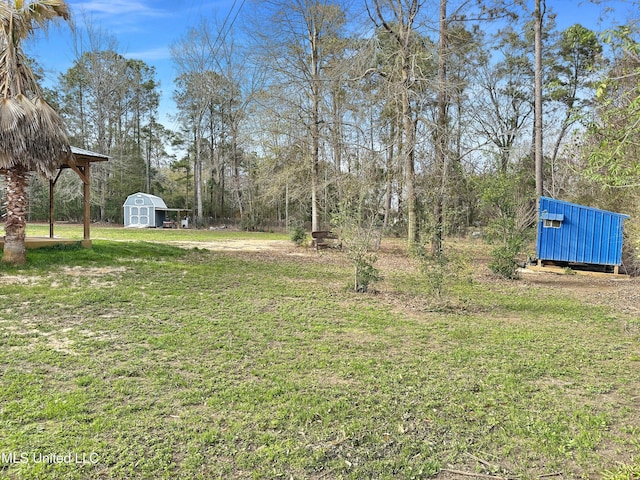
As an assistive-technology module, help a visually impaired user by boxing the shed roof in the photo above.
[539,196,629,219]
[124,192,168,209]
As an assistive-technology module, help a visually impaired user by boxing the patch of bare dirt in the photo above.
[3,323,77,355]
[61,266,127,276]
[168,239,291,252]
[518,268,640,316]
[0,275,41,285]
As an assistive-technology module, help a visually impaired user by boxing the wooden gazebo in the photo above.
[1,146,109,250]
[47,146,109,247]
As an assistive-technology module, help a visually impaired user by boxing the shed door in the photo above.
[139,207,149,226]
[130,206,139,225]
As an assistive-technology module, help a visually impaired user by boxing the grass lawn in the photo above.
[0,226,639,479]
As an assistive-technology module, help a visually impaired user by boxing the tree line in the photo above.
[19,0,640,259]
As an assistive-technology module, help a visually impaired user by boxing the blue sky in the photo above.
[28,0,237,68]
[554,0,637,29]
[26,0,240,124]
[23,0,638,127]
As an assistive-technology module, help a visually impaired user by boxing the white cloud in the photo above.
[71,0,165,18]
[125,47,171,62]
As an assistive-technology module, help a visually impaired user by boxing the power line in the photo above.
[209,0,246,67]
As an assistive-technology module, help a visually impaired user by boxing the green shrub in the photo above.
[353,253,381,293]
[480,171,535,280]
[488,240,523,279]
[290,225,307,246]
[413,244,471,299]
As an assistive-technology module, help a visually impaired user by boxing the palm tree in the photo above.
[0,0,71,265]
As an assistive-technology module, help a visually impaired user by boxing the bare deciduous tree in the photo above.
[369,0,422,247]
[249,0,347,232]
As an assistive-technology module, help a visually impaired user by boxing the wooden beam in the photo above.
[525,263,628,278]
[64,161,91,243]
[69,163,87,183]
[49,169,63,239]
[49,179,54,238]
[83,164,90,241]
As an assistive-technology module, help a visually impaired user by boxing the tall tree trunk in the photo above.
[146,124,152,194]
[219,158,225,219]
[310,22,322,233]
[232,130,244,219]
[193,124,203,225]
[383,121,396,230]
[534,0,544,204]
[402,0,420,247]
[432,0,448,257]
[209,107,222,219]
[402,85,417,246]
[2,167,29,265]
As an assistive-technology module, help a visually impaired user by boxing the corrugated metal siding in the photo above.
[536,196,628,266]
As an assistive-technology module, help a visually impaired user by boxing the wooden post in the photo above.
[49,169,63,239]
[83,164,91,243]
[49,179,54,239]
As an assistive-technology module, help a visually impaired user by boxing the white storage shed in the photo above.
[123,192,169,228]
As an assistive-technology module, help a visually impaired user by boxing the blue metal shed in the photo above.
[536,196,629,272]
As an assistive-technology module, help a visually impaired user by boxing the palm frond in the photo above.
[0,0,71,175]
[0,1,70,42]
[0,96,25,132]
[0,4,13,31]
[0,91,71,175]
[25,0,70,35]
